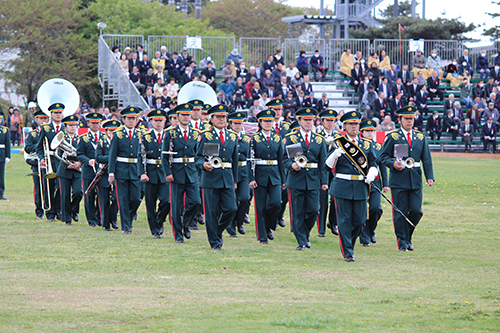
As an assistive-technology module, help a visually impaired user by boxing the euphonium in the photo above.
[209,156,222,169]
[294,155,308,168]
[405,157,415,169]
[51,132,79,165]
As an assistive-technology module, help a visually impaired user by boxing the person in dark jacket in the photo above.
[476,50,490,81]
[297,50,309,77]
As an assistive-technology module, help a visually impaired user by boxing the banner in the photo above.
[409,39,424,53]
[186,37,202,50]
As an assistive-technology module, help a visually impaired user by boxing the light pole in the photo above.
[97,22,107,109]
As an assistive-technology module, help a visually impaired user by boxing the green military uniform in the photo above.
[0,111,11,200]
[359,120,388,246]
[163,104,202,242]
[24,116,45,217]
[36,104,65,220]
[77,112,105,226]
[225,112,251,237]
[108,107,142,234]
[283,120,299,231]
[250,110,285,243]
[328,111,377,261]
[195,104,239,250]
[95,120,119,230]
[56,115,83,225]
[283,108,328,250]
[316,109,341,236]
[141,109,170,238]
[381,106,434,251]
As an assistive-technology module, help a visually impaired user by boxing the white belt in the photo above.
[146,159,162,165]
[238,161,247,167]
[172,157,195,163]
[0,144,4,148]
[220,162,232,169]
[336,173,364,181]
[116,157,138,163]
[412,162,421,168]
[304,163,318,169]
[255,160,278,165]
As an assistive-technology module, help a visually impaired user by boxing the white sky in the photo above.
[283,0,498,41]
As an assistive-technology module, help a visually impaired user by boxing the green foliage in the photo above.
[483,1,500,39]
[379,0,416,18]
[203,0,304,39]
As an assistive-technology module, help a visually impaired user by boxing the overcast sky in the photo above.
[284,0,498,41]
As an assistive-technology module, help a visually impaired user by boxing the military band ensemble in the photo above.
[5,89,435,262]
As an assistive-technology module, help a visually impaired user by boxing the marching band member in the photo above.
[358,119,388,247]
[25,109,49,216]
[108,107,142,234]
[95,120,119,231]
[36,103,65,221]
[283,107,328,250]
[195,104,238,250]
[141,109,170,239]
[0,111,10,201]
[57,115,83,226]
[77,112,105,226]
[163,103,202,243]
[250,109,285,244]
[225,112,251,237]
[326,111,377,262]
[167,108,179,127]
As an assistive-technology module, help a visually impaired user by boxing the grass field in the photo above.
[0,154,499,332]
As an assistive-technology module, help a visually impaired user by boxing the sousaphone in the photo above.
[177,81,217,107]
[37,78,80,117]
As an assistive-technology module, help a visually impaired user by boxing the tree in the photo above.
[483,1,500,40]
[379,1,415,18]
[0,0,96,103]
[202,0,304,39]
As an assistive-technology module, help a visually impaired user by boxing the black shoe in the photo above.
[36,215,44,220]
[153,234,162,239]
[267,231,274,240]
[306,239,311,248]
[184,228,191,239]
[111,221,119,229]
[104,227,112,231]
[48,218,55,222]
[278,218,285,228]
[296,245,305,251]
[344,256,355,262]
[408,243,414,251]
[362,243,370,247]
[260,240,269,244]
[229,233,238,238]
[65,222,72,225]
[371,235,377,243]
[237,225,246,235]
[71,213,79,222]
[0,196,9,201]
[399,248,408,252]
[212,245,222,250]
[331,225,339,235]
[175,239,185,243]
[243,214,250,224]
[318,233,326,237]
[96,221,102,227]
[133,214,137,221]
[56,213,62,221]
[89,224,97,228]
[198,215,205,225]
[189,225,199,231]
[123,230,132,235]
[327,222,331,229]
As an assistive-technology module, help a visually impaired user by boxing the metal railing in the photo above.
[98,36,148,111]
[327,38,370,72]
[239,37,281,68]
[102,34,145,55]
[283,38,327,69]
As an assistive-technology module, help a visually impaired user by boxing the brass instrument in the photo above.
[208,156,222,169]
[24,150,48,210]
[294,155,308,168]
[395,156,415,169]
[50,132,81,171]
[43,137,57,179]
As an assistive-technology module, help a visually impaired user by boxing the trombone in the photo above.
[24,151,49,211]
[42,137,57,211]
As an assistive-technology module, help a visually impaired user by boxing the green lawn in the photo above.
[0,155,499,332]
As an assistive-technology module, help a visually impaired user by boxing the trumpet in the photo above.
[208,156,222,169]
[51,132,81,171]
[294,155,308,168]
[395,156,415,169]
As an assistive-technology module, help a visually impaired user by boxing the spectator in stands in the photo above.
[245,77,258,100]
[490,62,500,85]
[340,49,354,77]
[379,77,392,99]
[198,56,212,70]
[153,66,167,84]
[416,84,429,116]
[304,91,318,108]
[427,70,444,101]
[247,102,261,123]
[427,110,442,140]
[263,55,275,72]
[368,52,379,68]
[390,92,405,119]
[443,108,460,140]
[484,102,500,128]
[201,61,217,90]
[353,51,362,63]
[237,62,249,82]
[487,93,498,110]
[290,72,303,88]
[273,49,284,66]
[258,92,270,108]
[444,58,462,87]
[187,58,198,77]
[297,50,309,77]
[219,78,234,105]
[471,97,485,125]
[317,92,330,111]
[129,53,139,73]
[112,46,121,60]
[296,90,306,107]
[485,77,495,97]
[255,62,264,81]
[283,91,298,117]
[358,57,368,73]
[123,47,132,60]
[413,109,424,131]
[367,62,380,80]
[452,101,464,119]
[301,75,313,95]
[386,64,398,86]
[482,117,497,153]
[159,46,170,62]
[310,50,327,82]
[161,89,171,109]
[412,50,427,77]
[152,52,165,73]
[260,70,273,91]
[226,48,244,66]
[266,84,278,100]
[271,63,284,85]
[119,54,129,74]
[427,49,443,77]
[358,76,370,103]
[378,115,395,131]
[408,77,421,100]
[286,63,299,80]
[129,66,145,94]
[179,47,190,63]
[444,94,455,114]
[475,50,490,81]
[461,118,474,152]
[250,81,262,102]
[166,78,179,99]
[154,97,163,111]
[392,78,406,97]
[182,66,195,86]
[373,92,388,120]
[362,85,377,116]
[139,54,152,76]
[398,64,410,86]
[137,44,147,62]
[350,62,363,92]
[473,80,486,100]
[143,68,156,88]
[233,78,246,110]
[153,78,165,98]
[9,107,21,146]
[144,88,155,108]
[458,49,473,76]
[378,50,391,77]
[222,61,235,81]
[459,78,474,109]
[416,71,426,86]
[216,90,227,105]
[169,52,184,83]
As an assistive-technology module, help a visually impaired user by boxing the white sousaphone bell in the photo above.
[177,81,218,107]
[37,78,80,117]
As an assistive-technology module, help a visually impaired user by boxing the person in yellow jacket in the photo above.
[340,49,354,77]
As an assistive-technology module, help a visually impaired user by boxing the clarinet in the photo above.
[250,135,256,177]
[139,130,148,176]
[168,128,174,166]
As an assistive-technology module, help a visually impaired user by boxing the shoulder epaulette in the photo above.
[228,130,239,136]
[113,126,124,133]
[165,126,175,131]
[282,123,290,129]
[285,130,298,137]
[314,132,325,139]
[78,133,88,138]
[42,124,51,131]
[198,129,211,134]
[386,129,398,134]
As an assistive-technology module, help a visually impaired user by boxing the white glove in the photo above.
[365,166,378,184]
[325,148,343,168]
[5,158,10,163]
